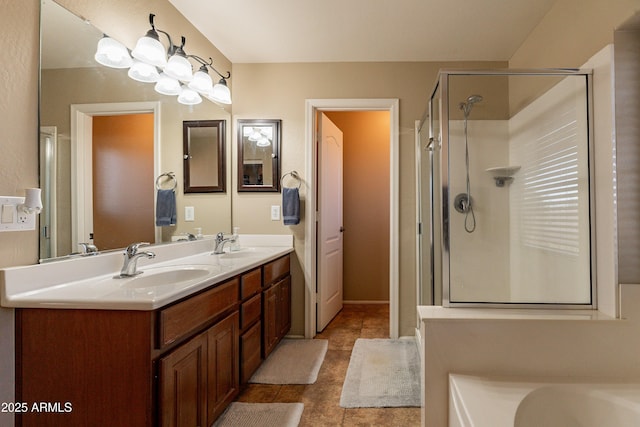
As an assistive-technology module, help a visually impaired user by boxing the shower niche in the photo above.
[417,70,595,308]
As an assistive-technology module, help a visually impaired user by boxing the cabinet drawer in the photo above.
[159,279,238,348]
[240,321,262,384]
[240,268,262,300]
[263,255,290,287]
[240,293,261,330]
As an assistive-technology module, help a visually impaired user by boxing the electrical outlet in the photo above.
[270,205,281,221]
[17,211,29,223]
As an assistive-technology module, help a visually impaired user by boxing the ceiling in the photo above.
[168,0,558,63]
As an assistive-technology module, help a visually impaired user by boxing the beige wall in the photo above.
[324,111,390,302]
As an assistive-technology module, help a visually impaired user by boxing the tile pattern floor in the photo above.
[237,304,422,426]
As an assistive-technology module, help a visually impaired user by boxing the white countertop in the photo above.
[0,235,293,311]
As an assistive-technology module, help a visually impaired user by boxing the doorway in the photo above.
[304,99,400,339]
[70,102,161,250]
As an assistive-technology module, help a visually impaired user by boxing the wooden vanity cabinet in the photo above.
[15,253,292,427]
[263,255,292,358]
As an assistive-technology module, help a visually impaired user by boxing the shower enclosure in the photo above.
[417,69,595,307]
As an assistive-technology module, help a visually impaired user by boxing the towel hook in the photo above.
[156,172,178,191]
[281,170,302,189]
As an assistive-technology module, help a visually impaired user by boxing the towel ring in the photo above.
[156,172,177,191]
[281,170,302,189]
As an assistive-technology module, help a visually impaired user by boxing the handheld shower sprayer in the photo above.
[456,94,483,233]
[459,94,484,118]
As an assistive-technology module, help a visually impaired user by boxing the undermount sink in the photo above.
[120,265,217,289]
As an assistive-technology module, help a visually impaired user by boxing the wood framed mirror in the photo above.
[237,119,281,192]
[183,119,226,193]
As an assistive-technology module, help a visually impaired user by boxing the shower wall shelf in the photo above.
[486,166,521,187]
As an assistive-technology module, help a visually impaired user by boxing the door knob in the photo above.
[339,227,345,232]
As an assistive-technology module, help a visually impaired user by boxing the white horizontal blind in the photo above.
[515,99,582,255]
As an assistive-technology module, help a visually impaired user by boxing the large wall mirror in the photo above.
[39,0,232,260]
[183,120,226,193]
[237,119,281,192]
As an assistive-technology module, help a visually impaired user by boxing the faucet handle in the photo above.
[126,242,150,256]
[215,232,225,242]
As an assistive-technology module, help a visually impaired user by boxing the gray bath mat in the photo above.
[213,402,304,427]
[249,338,328,384]
[340,338,421,408]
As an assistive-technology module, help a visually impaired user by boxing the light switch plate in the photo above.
[270,205,281,221]
[184,206,195,222]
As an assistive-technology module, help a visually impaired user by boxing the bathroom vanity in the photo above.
[1,236,292,427]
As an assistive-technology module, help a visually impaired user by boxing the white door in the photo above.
[317,113,344,331]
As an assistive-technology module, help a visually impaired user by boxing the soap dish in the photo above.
[486,166,521,187]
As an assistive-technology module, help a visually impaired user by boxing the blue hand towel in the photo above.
[156,189,176,226]
[282,187,300,225]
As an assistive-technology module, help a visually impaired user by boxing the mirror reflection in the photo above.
[237,119,281,192]
[183,120,226,193]
[39,0,231,260]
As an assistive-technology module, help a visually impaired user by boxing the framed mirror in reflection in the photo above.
[183,120,226,193]
[39,0,232,261]
[237,119,281,192]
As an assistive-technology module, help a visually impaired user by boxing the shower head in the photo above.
[466,94,483,104]
[459,94,483,117]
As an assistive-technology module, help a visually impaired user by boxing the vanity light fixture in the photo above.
[94,13,232,105]
[188,55,232,105]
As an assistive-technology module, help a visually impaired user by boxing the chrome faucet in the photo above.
[115,242,155,278]
[213,232,236,254]
[78,242,98,255]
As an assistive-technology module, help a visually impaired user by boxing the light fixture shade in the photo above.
[154,73,182,95]
[209,79,232,104]
[131,34,167,68]
[164,53,193,82]
[128,60,160,83]
[178,86,202,105]
[256,137,271,147]
[188,69,213,94]
[94,36,132,68]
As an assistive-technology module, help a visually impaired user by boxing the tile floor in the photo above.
[236,303,422,426]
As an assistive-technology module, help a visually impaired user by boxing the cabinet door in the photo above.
[207,311,240,425]
[240,321,262,384]
[159,331,207,427]
[263,285,278,357]
[278,275,292,338]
